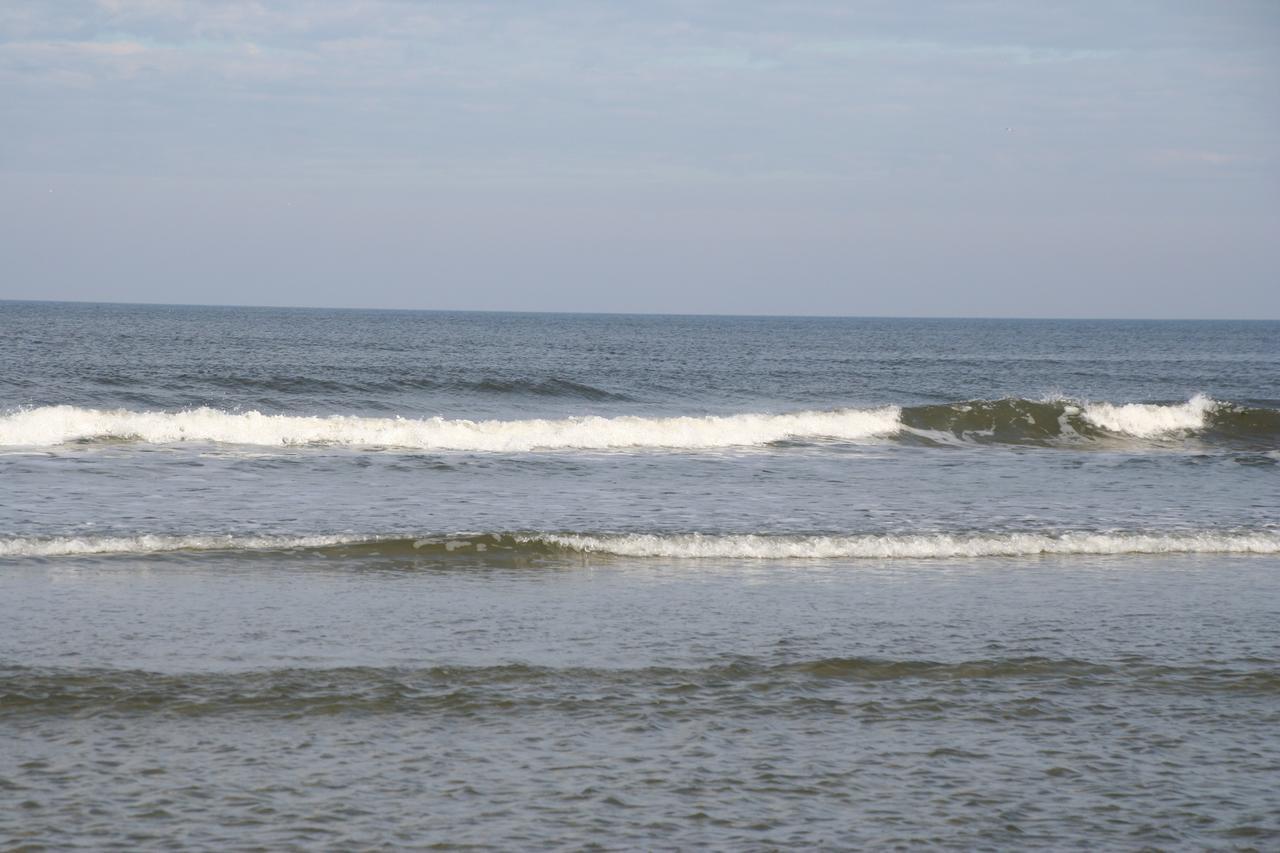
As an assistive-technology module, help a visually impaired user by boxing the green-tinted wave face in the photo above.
[1203,403,1280,447]
[900,397,1280,449]
[900,399,1079,444]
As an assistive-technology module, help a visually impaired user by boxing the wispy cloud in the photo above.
[1,1,1276,187]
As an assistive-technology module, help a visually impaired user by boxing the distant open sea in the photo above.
[2,300,1278,849]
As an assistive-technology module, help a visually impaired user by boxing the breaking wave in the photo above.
[529,531,1280,559]
[1080,395,1217,436]
[4,530,1279,560]
[899,395,1277,447]
[0,534,368,559]
[0,397,1275,450]
[0,405,901,451]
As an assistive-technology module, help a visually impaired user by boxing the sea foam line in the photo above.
[535,530,1280,559]
[0,405,902,450]
[3,531,1278,559]
[0,534,367,558]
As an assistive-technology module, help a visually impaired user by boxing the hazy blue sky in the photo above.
[2,1,1277,317]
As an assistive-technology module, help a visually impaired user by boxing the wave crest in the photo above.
[534,531,1280,559]
[902,396,1277,446]
[0,405,901,451]
[2,397,1275,450]
[1079,394,1217,437]
[4,530,1278,560]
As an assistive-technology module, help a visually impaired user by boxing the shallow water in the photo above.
[5,553,1280,849]
[2,302,1278,848]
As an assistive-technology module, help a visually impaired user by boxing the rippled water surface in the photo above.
[2,302,1278,849]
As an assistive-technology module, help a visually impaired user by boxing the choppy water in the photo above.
[2,301,1278,849]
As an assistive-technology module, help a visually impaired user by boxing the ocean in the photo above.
[2,300,1278,849]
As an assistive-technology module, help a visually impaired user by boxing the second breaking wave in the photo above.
[4,530,1279,560]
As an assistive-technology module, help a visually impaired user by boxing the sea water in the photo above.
[1,301,1278,848]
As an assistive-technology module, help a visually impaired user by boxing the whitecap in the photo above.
[0,405,902,451]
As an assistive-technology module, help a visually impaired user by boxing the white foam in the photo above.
[0,534,371,558]
[1081,395,1217,437]
[4,530,1278,559]
[0,405,902,451]
[532,530,1280,559]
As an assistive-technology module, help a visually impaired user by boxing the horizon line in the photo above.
[1,297,1275,323]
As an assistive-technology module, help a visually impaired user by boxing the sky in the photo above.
[1,1,1278,318]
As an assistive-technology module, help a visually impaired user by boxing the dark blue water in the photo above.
[2,301,1278,848]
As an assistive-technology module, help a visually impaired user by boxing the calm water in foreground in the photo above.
[2,302,1278,849]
